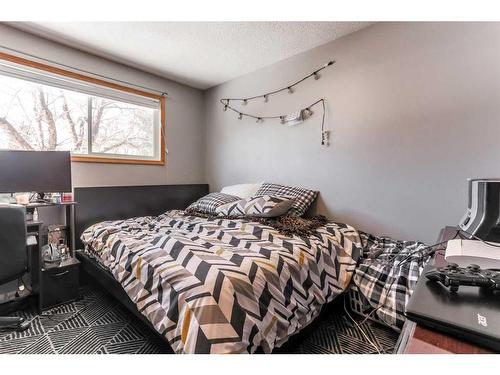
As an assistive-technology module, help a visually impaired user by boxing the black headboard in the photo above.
[74,184,208,250]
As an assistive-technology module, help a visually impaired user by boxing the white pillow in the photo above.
[220,183,262,199]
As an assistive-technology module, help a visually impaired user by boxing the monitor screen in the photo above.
[0,150,72,193]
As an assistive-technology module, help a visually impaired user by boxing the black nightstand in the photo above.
[39,257,80,311]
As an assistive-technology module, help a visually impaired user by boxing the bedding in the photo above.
[186,192,240,215]
[215,195,295,218]
[254,182,318,217]
[81,210,362,354]
[352,232,432,330]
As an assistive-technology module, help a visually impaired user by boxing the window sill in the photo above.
[71,155,165,166]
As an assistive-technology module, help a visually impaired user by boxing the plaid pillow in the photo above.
[254,182,318,216]
[216,195,295,218]
[186,193,240,214]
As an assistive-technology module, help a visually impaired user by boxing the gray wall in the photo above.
[204,22,500,243]
[0,23,205,187]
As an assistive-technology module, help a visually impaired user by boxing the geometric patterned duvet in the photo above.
[81,210,362,354]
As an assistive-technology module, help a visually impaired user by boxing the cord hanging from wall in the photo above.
[219,60,335,145]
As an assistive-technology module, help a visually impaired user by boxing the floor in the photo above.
[0,285,399,354]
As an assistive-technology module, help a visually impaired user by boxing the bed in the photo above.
[75,185,363,354]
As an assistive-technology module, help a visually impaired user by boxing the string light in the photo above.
[222,99,326,144]
[218,59,334,145]
[321,130,330,146]
[220,59,334,106]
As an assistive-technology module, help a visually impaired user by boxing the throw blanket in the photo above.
[81,210,362,353]
[184,209,330,238]
[352,232,432,329]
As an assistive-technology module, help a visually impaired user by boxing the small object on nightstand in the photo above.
[51,193,61,204]
[403,227,500,353]
[62,192,73,203]
[0,193,16,204]
[42,244,62,268]
[425,263,500,293]
[15,193,30,205]
[48,225,67,248]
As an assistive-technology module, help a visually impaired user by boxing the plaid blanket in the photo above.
[352,232,433,330]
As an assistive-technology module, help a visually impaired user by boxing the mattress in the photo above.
[81,210,362,353]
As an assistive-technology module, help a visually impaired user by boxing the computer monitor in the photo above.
[0,150,72,194]
[459,178,500,242]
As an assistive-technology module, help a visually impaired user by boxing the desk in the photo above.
[396,226,493,354]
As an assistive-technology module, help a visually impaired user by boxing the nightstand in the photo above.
[396,226,493,354]
[39,257,80,311]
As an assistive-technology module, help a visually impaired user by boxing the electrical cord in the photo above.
[342,295,383,354]
[458,228,500,248]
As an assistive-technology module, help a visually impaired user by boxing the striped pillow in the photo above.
[253,182,318,217]
[216,195,295,218]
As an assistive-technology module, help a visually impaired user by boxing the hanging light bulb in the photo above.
[256,117,263,123]
[242,99,248,105]
[313,71,320,80]
[304,107,313,117]
[238,113,243,120]
[280,116,285,125]
[263,94,269,103]
[287,86,294,94]
[322,130,330,146]
[223,104,228,112]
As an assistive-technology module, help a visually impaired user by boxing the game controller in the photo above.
[425,263,500,293]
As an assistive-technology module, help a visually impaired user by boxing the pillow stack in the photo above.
[186,182,318,218]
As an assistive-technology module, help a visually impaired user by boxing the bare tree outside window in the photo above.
[0,74,157,158]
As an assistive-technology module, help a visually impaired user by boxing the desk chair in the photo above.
[0,205,31,331]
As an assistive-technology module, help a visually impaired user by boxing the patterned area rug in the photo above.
[0,285,399,354]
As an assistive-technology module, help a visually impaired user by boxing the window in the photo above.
[0,53,165,165]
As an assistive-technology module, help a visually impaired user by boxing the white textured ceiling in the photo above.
[8,22,373,89]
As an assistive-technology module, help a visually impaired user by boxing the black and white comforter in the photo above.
[81,210,362,354]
